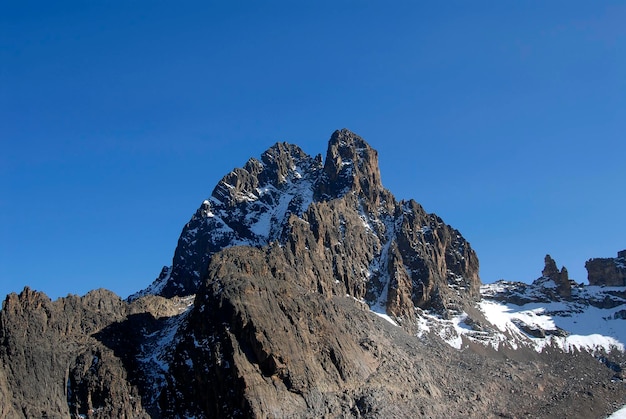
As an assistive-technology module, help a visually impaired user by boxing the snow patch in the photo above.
[371,307,399,327]
[607,405,626,419]
[415,311,479,350]
[129,267,172,300]
[368,215,398,315]
[478,300,624,353]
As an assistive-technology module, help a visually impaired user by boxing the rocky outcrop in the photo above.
[0,287,197,418]
[148,142,324,299]
[534,254,572,299]
[486,252,626,306]
[486,255,574,306]
[3,265,626,418]
[586,250,626,287]
[0,287,147,418]
[315,130,385,211]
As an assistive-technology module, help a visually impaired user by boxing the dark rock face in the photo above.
[0,287,148,418]
[316,130,384,209]
[586,250,626,287]
[0,287,196,418]
[137,129,481,319]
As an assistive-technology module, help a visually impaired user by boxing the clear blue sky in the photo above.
[2,1,624,300]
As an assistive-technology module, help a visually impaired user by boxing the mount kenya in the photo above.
[1,129,625,418]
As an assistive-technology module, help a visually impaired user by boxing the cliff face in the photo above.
[586,251,626,287]
[0,286,198,418]
[0,287,146,418]
[155,246,626,418]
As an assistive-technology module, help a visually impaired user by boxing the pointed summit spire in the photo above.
[538,254,571,299]
[316,129,384,208]
[542,255,559,279]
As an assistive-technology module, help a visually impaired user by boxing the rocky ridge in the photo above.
[1,130,625,418]
[485,253,626,309]
[480,253,626,350]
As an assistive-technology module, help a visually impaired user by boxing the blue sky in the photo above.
[2,1,625,300]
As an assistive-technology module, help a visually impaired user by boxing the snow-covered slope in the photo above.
[481,281,626,350]
[411,260,626,355]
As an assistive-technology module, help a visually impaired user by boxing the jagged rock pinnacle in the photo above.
[542,255,559,279]
[537,254,571,299]
[316,129,384,208]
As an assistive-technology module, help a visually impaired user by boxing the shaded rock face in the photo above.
[315,130,383,210]
[0,287,148,418]
[154,142,324,299]
[586,250,626,287]
[3,259,626,419]
[0,287,195,418]
[137,129,480,318]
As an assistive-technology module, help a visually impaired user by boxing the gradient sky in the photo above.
[2,1,625,300]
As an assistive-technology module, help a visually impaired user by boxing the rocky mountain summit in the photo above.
[133,129,480,320]
[1,130,625,418]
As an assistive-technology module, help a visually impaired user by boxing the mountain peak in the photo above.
[541,254,559,278]
[258,142,313,185]
[209,142,319,207]
[134,130,479,318]
[317,129,384,208]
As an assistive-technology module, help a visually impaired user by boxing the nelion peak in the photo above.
[1,130,625,418]
[134,128,481,322]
